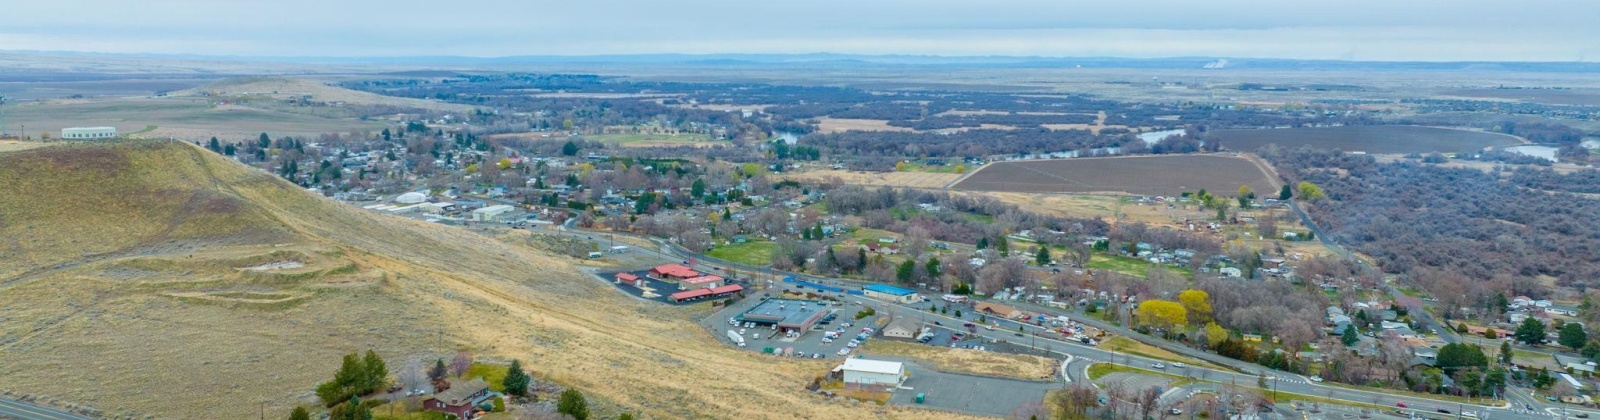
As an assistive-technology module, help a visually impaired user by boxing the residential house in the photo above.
[423,378,494,419]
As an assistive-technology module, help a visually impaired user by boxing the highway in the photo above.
[0,398,93,420]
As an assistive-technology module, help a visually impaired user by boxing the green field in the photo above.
[851,228,901,241]
[707,241,777,266]
[465,362,510,393]
[1087,253,1157,277]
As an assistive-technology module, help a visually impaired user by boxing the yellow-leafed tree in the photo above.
[1177,289,1213,324]
[1203,322,1229,348]
[1136,299,1187,331]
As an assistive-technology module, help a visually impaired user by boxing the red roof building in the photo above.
[680,275,724,290]
[615,272,645,288]
[649,264,700,279]
[671,284,744,302]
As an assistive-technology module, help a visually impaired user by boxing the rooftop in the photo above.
[682,275,724,285]
[738,298,829,326]
[864,284,916,296]
[671,284,743,301]
[433,378,489,404]
[841,358,904,375]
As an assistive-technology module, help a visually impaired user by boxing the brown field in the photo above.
[1442,88,1600,106]
[0,141,977,420]
[0,140,48,152]
[174,77,474,112]
[1372,154,1590,174]
[3,96,387,142]
[861,340,1057,381]
[1210,125,1522,154]
[665,102,774,112]
[953,155,1279,197]
[784,169,961,189]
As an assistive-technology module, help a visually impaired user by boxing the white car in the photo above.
[1308,375,1323,382]
[1173,363,1186,368]
[751,332,760,339]
[1151,363,1166,369]
[837,348,851,356]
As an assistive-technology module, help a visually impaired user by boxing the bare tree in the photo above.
[398,355,427,394]
[1136,386,1162,420]
[450,351,473,378]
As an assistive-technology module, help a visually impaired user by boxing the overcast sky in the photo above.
[4,0,1597,61]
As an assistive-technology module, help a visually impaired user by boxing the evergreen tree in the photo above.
[1035,246,1051,265]
[360,350,387,394]
[223,144,236,156]
[1278,184,1292,200]
[857,248,868,272]
[1515,318,1547,345]
[925,257,941,278]
[995,236,1009,256]
[429,359,448,381]
[1501,340,1514,365]
[896,260,916,283]
[259,132,272,149]
[721,208,732,221]
[562,141,580,156]
[976,237,988,250]
[289,406,311,420]
[1341,325,1359,346]
[557,389,589,420]
[691,179,706,198]
[1560,323,1588,349]
[503,359,531,397]
[207,137,222,152]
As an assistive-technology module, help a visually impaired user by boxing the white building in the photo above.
[839,358,905,389]
[881,317,923,339]
[471,204,515,221]
[61,127,117,140]
[394,192,428,204]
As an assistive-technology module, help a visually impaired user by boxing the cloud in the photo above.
[2,0,1596,61]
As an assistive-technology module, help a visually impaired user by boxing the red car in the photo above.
[1396,402,1407,408]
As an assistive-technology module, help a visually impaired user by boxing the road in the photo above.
[0,398,93,420]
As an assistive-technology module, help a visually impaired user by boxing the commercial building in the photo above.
[679,275,724,290]
[838,358,905,390]
[737,298,830,333]
[863,284,921,304]
[649,264,701,280]
[881,316,924,339]
[671,284,743,303]
[470,204,515,221]
[615,272,646,288]
[60,127,117,140]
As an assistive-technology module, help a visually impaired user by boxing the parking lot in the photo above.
[885,358,1059,417]
[709,292,890,360]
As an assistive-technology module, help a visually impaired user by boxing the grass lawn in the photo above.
[585,132,718,146]
[1100,337,1216,368]
[851,228,901,242]
[1317,380,1504,406]
[465,362,509,393]
[1086,363,1190,383]
[707,241,777,266]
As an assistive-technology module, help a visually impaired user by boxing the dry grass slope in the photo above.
[0,141,977,420]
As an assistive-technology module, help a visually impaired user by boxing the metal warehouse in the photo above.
[736,298,830,333]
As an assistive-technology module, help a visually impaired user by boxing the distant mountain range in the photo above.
[4,50,1600,73]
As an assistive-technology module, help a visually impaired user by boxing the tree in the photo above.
[691,179,706,199]
[1134,300,1187,331]
[557,389,589,420]
[450,351,473,378]
[562,141,579,156]
[504,359,532,397]
[976,237,988,250]
[1501,340,1514,365]
[360,350,387,393]
[381,128,391,141]
[1278,184,1292,200]
[1515,318,1547,345]
[1035,246,1051,266]
[223,144,236,156]
[1341,324,1360,346]
[925,257,942,279]
[1560,323,1588,349]
[429,359,447,382]
[207,137,222,153]
[895,259,916,284]
[995,236,1009,256]
[1296,181,1324,201]
[289,406,311,420]
[1204,322,1230,348]
[1176,289,1212,324]
[259,132,272,148]
[1533,368,1556,389]
[317,354,365,406]
[1456,322,1470,334]
[1435,343,1489,371]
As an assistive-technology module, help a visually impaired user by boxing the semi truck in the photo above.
[727,330,746,346]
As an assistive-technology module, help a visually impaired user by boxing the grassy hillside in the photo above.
[0,141,972,419]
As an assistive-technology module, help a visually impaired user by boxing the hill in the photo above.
[174,77,474,112]
[0,141,971,419]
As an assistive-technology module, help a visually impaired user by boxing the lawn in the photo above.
[465,362,510,393]
[707,241,777,266]
[584,132,719,147]
[851,228,901,242]
[1099,337,1214,367]
[1085,363,1189,382]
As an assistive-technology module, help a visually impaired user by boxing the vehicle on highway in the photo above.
[1151,363,1165,369]
[1308,375,1322,382]
[1436,408,1450,414]
[1173,362,1185,368]
[1574,413,1589,419]
[1462,411,1477,418]
[1396,402,1406,408]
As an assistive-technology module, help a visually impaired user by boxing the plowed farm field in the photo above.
[952,155,1277,196]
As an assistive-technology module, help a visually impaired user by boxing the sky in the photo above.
[3,0,1598,61]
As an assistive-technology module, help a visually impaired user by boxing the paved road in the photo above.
[0,398,93,420]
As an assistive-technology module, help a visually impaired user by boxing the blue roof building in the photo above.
[863,284,920,303]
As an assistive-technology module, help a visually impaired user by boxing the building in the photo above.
[863,284,920,304]
[395,192,429,204]
[649,264,700,280]
[977,302,1024,319]
[737,298,829,332]
[471,204,515,221]
[882,316,924,339]
[671,284,743,303]
[615,272,645,288]
[839,358,905,390]
[60,127,117,140]
[423,378,494,419]
[679,275,724,290]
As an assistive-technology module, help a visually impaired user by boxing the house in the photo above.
[976,302,1023,319]
[649,264,701,280]
[615,272,646,288]
[423,378,494,419]
[1219,267,1243,278]
[882,316,924,339]
[838,358,905,390]
[863,284,920,304]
